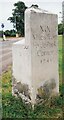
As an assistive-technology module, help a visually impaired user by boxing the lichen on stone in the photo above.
[36,79,56,102]
[13,80,31,100]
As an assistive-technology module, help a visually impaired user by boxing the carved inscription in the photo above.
[37,50,54,56]
[32,25,57,63]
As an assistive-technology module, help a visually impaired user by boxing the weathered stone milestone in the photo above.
[12,6,59,106]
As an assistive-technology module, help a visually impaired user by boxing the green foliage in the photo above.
[58,35,62,84]
[0,30,3,37]
[8,1,27,36]
[58,23,63,35]
[9,29,16,37]
[5,30,16,37]
[31,4,39,8]
[4,30,10,37]
[0,30,16,37]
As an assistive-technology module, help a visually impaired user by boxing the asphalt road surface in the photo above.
[0,38,22,75]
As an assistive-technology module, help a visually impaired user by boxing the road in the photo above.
[0,38,22,75]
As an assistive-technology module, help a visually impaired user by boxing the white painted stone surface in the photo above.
[12,7,59,105]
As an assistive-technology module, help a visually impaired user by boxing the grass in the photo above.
[1,35,64,119]
[58,35,62,85]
